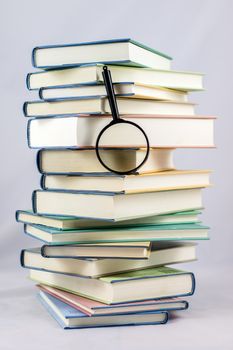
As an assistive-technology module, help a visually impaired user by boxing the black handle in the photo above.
[102,66,120,122]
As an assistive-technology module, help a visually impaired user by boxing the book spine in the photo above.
[40,175,46,190]
[36,150,43,173]
[31,47,38,67]
[32,190,37,213]
[20,249,26,267]
[40,245,48,257]
[26,73,32,90]
[23,102,28,117]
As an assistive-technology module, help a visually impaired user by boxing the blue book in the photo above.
[32,38,172,70]
[38,290,168,329]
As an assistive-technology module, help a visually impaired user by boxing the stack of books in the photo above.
[17,38,214,329]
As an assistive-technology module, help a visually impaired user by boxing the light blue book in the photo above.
[38,291,168,329]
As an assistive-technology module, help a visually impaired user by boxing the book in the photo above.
[21,242,197,278]
[24,98,195,117]
[39,83,188,102]
[41,242,152,259]
[41,170,211,194]
[38,291,168,329]
[32,38,172,70]
[37,148,175,175]
[27,64,203,91]
[27,115,215,149]
[29,266,195,304]
[16,210,201,230]
[24,223,208,244]
[38,284,188,316]
[32,188,204,220]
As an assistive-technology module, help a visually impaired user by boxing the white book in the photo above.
[39,83,188,103]
[32,38,172,70]
[41,169,211,194]
[28,115,215,149]
[32,188,204,221]
[27,64,203,91]
[24,98,195,117]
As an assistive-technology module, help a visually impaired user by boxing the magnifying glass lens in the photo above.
[96,121,149,174]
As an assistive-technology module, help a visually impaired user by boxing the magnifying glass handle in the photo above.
[102,66,120,122]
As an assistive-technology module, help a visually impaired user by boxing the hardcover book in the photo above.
[38,290,169,329]
[39,83,188,102]
[21,242,197,278]
[27,115,215,149]
[32,38,172,70]
[24,222,208,244]
[27,64,203,91]
[16,209,201,230]
[30,266,195,304]
[38,284,188,316]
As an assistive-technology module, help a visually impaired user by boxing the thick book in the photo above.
[38,291,168,329]
[39,83,188,102]
[32,38,172,70]
[21,242,197,278]
[23,98,195,117]
[16,210,201,230]
[27,64,203,91]
[27,115,215,149]
[37,148,175,175]
[41,169,211,194]
[24,222,208,244]
[32,187,204,221]
[29,266,195,304]
[41,242,152,259]
[38,284,188,316]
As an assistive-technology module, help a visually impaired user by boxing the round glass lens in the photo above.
[96,121,149,174]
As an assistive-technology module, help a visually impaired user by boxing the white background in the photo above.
[0,0,232,349]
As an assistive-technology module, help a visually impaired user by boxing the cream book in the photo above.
[39,83,188,102]
[41,169,211,194]
[37,148,174,175]
[41,242,152,259]
[32,188,204,221]
[27,64,203,91]
[21,242,197,277]
[29,266,195,304]
[28,115,215,149]
[24,98,195,117]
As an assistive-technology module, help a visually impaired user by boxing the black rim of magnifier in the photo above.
[95,66,150,175]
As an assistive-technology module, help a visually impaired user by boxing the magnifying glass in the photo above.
[95,66,150,175]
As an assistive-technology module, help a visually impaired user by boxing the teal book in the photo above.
[30,266,195,304]
[32,38,172,70]
[24,222,209,244]
[16,209,201,230]
[38,291,168,329]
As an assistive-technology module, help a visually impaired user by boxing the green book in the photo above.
[29,266,195,304]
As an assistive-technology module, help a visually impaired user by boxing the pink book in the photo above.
[37,284,188,316]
